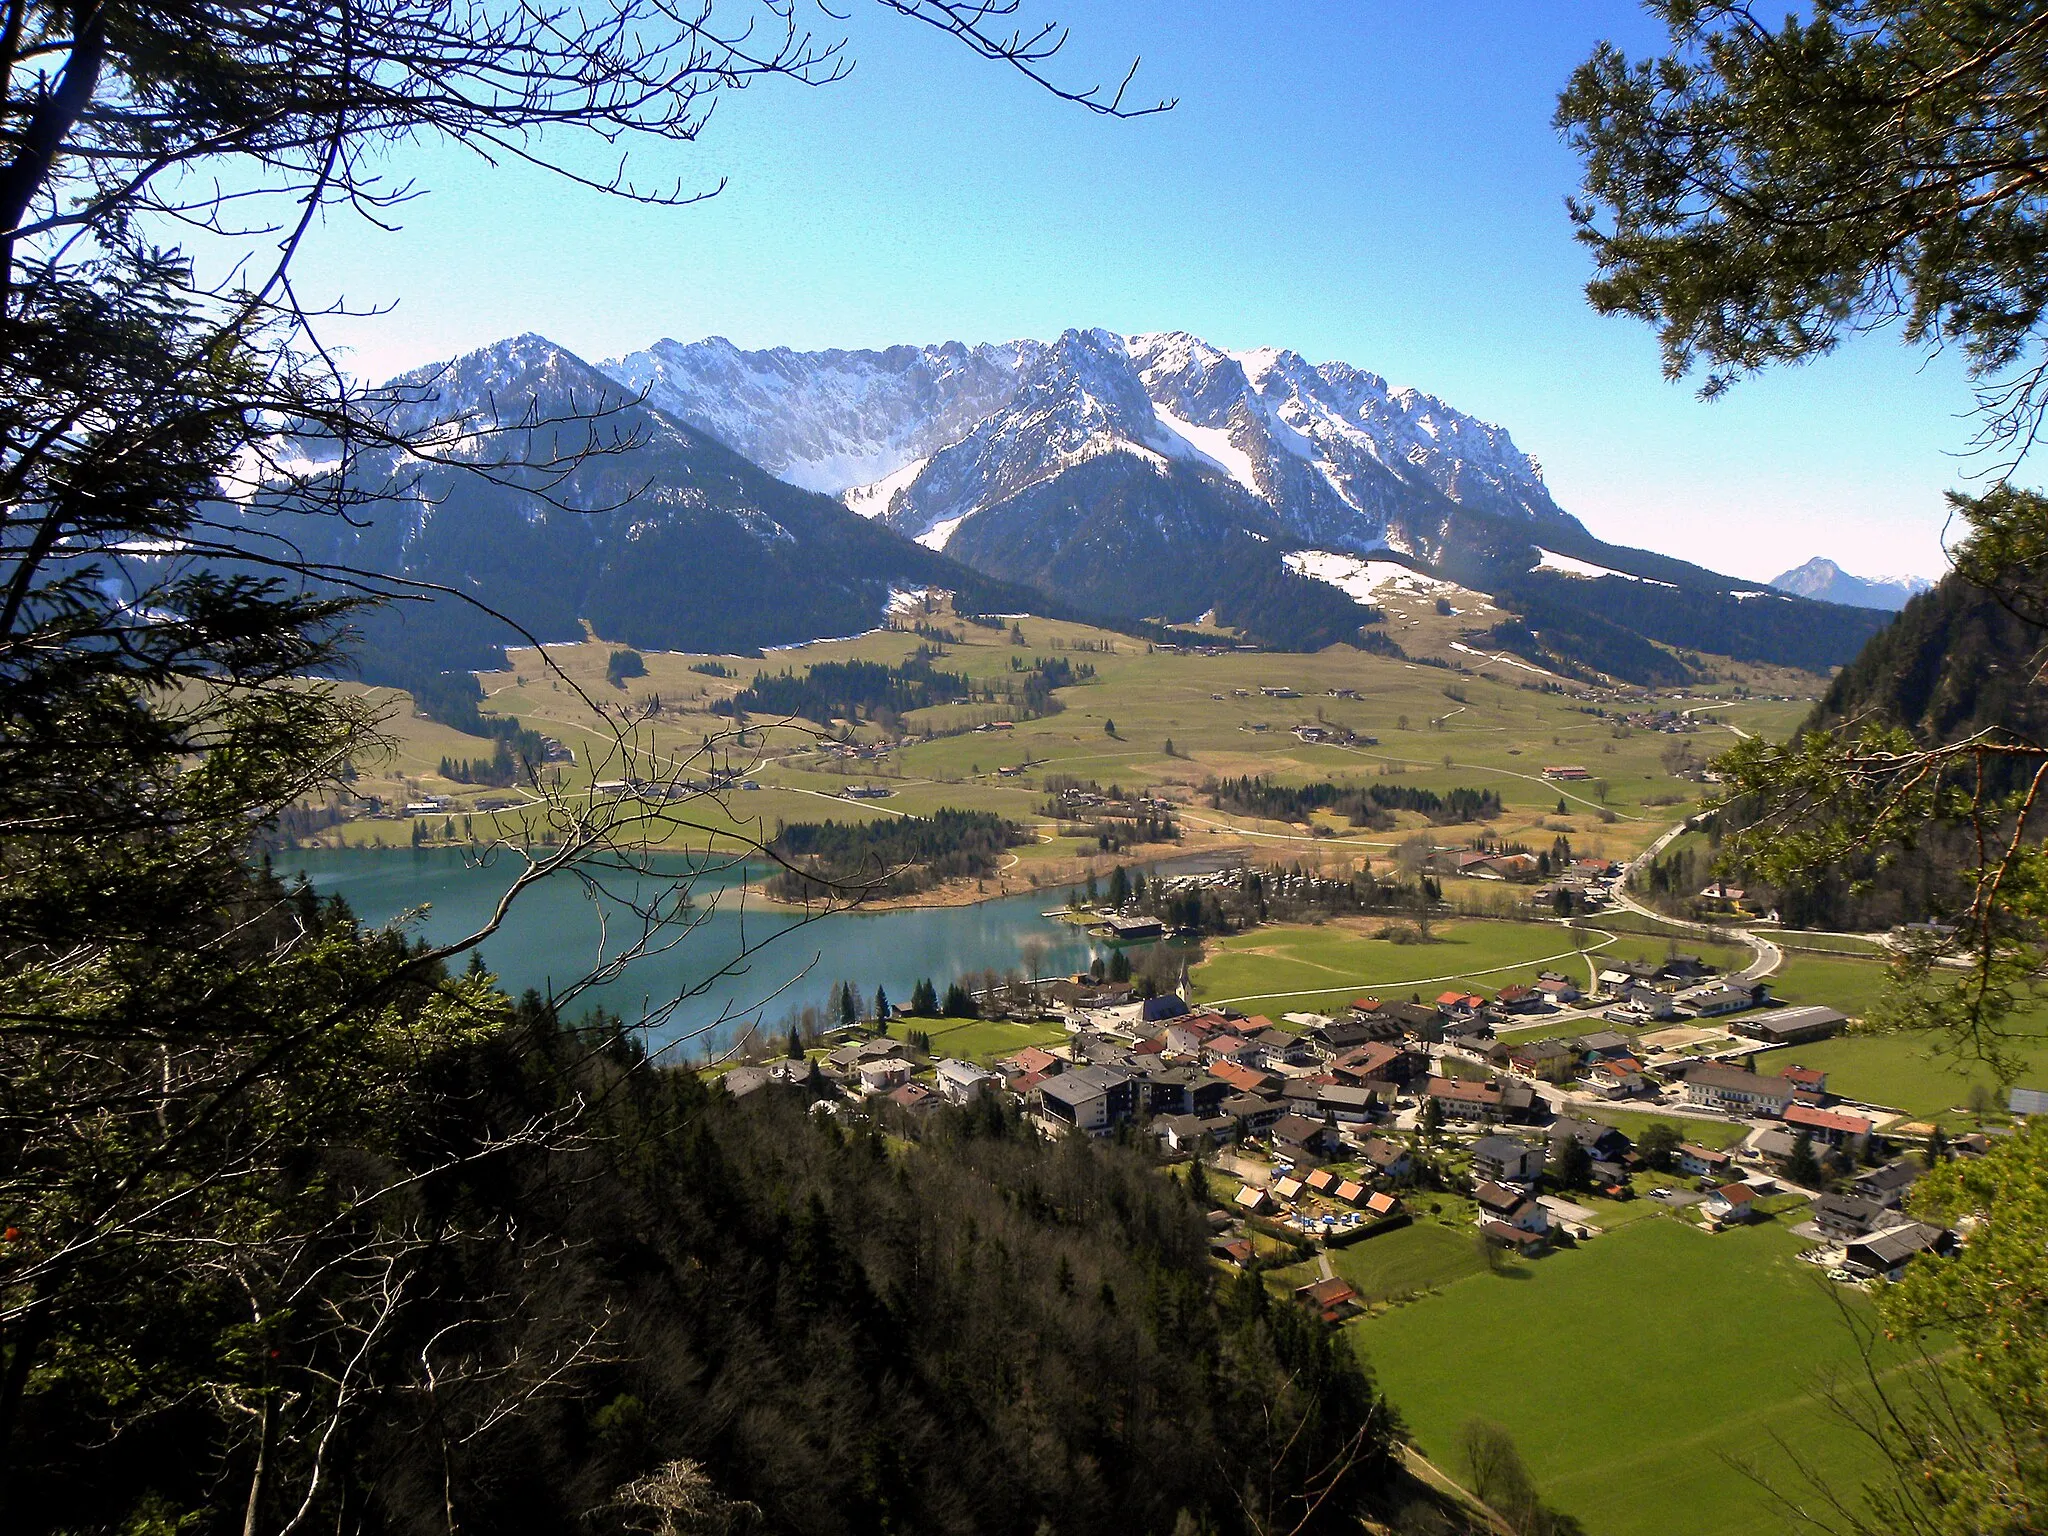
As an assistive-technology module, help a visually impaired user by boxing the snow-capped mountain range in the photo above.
[603,328,1576,561]
[234,334,1047,690]
[219,329,1895,692]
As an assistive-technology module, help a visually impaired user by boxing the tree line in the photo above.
[1206,776,1504,829]
[437,719,553,787]
[765,811,1027,901]
[720,652,973,725]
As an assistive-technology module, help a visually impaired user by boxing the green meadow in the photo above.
[1350,1217,1909,1536]
[1189,919,1613,1011]
[318,601,1782,877]
[1755,1019,2048,1120]
[884,1016,1069,1063]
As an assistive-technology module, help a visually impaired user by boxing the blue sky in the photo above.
[295,1,1981,581]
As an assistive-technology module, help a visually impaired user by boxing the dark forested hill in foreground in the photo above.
[14,879,1459,1536]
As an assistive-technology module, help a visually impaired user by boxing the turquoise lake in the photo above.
[282,848,1107,1058]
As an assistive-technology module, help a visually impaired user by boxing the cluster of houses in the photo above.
[1679,1058,1887,1155]
[717,984,1975,1298]
[731,993,1486,1158]
[1422,848,1622,889]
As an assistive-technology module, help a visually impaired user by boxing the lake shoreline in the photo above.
[731,836,1253,914]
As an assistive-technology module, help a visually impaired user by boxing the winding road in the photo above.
[1611,817,1782,985]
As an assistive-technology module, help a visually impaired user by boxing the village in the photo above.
[721,943,1973,1320]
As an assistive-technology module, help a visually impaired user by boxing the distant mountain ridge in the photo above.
[223,335,1050,698]
[1771,558,1935,611]
[604,328,1577,561]
[210,330,1897,695]
[602,328,1889,680]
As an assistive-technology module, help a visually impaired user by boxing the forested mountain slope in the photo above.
[220,336,1050,699]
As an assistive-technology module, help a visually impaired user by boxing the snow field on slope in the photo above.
[843,456,930,518]
[1148,404,1263,497]
[1283,549,1465,603]
[1534,548,1677,588]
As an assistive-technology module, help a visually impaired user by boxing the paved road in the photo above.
[1611,816,1783,985]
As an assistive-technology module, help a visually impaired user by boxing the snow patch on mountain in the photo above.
[845,456,930,518]
[1535,548,1678,588]
[1283,550,1446,602]
[916,514,968,551]
[603,335,1038,495]
[1449,641,1560,679]
[1149,403,1262,496]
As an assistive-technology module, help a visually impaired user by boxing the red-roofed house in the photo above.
[1481,1219,1548,1256]
[1785,1102,1873,1148]
[1004,1046,1064,1078]
[1426,1076,1503,1120]
[1209,1060,1278,1096]
[1781,1065,1830,1100]
[1294,1275,1360,1323]
[887,1081,937,1111]
[1703,1183,1760,1224]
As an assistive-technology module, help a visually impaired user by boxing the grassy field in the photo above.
[1574,1105,1750,1150]
[1764,953,1899,1019]
[1311,1219,1491,1303]
[1352,1217,1906,1536]
[1597,933,1753,974]
[1190,919,1613,1011]
[308,597,1808,889]
[1770,931,1889,956]
[884,1016,1068,1063]
[1755,1020,2048,1119]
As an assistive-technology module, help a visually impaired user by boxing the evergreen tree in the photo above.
[874,984,891,1023]
[1924,1125,1950,1168]
[1787,1130,1824,1189]
[1108,865,1130,905]
[1109,949,1133,984]
[839,981,858,1029]
[942,981,979,1018]
[787,1025,803,1060]
[1548,1135,1593,1191]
